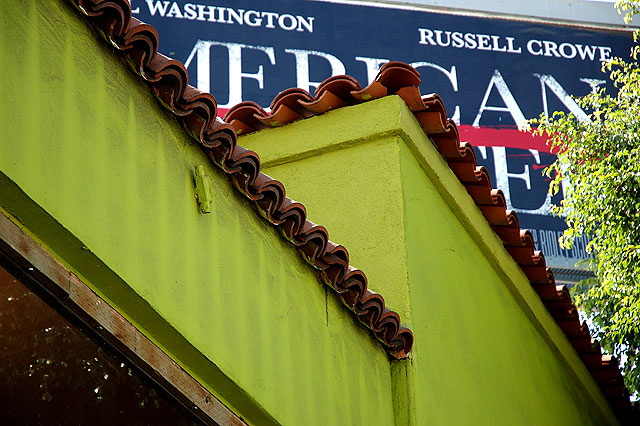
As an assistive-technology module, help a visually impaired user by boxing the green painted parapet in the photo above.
[240,96,619,425]
[0,1,395,425]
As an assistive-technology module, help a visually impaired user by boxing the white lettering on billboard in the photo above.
[473,70,527,128]
[184,41,276,108]
[284,49,346,93]
[138,1,315,32]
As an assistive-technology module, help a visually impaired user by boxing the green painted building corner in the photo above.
[240,96,619,425]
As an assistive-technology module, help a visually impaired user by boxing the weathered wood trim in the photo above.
[0,209,246,426]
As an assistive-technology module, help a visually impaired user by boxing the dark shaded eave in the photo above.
[65,0,413,359]
[225,64,637,419]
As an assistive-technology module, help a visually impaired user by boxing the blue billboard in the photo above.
[130,0,634,267]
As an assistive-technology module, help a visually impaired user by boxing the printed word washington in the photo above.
[135,1,315,32]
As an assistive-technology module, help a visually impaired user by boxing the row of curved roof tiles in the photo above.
[69,0,635,420]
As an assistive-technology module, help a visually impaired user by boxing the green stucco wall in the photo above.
[398,141,612,424]
[264,139,410,321]
[240,104,413,322]
[240,97,618,425]
[0,2,395,425]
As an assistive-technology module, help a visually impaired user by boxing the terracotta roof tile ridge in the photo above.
[67,0,413,359]
[224,63,636,418]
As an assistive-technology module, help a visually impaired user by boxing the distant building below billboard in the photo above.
[130,0,634,273]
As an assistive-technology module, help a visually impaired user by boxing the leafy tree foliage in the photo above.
[533,0,640,396]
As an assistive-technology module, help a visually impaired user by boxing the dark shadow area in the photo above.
[0,264,206,426]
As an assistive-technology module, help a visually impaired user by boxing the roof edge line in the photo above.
[239,104,409,168]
